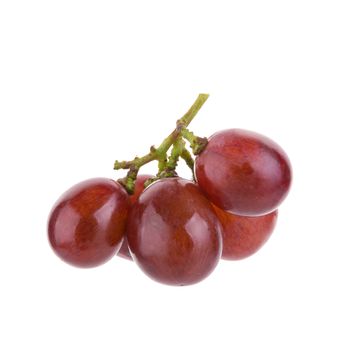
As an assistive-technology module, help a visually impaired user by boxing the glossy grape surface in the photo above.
[213,204,277,260]
[127,177,222,286]
[117,174,151,260]
[195,129,292,216]
[48,178,129,268]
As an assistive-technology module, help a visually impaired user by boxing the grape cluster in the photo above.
[48,95,292,286]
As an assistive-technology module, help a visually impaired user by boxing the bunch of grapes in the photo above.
[48,94,292,286]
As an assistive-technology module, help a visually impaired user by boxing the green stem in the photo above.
[114,94,209,193]
[166,138,184,172]
[180,147,195,177]
[181,128,208,155]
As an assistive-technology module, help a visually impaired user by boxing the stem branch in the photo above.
[181,128,208,155]
[114,94,209,193]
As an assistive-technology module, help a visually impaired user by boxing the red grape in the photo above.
[48,178,129,268]
[117,174,152,260]
[195,129,292,216]
[127,177,222,286]
[213,204,278,260]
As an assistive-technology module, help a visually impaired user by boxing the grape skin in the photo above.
[213,204,278,260]
[48,178,129,268]
[127,177,223,286]
[195,129,292,216]
[117,174,152,260]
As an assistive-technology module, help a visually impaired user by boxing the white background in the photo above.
[1,1,349,349]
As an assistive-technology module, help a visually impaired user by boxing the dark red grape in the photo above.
[117,174,152,260]
[195,129,292,216]
[213,204,278,260]
[48,178,129,268]
[127,177,222,286]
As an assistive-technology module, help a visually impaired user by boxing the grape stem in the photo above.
[114,93,209,193]
[181,128,208,155]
